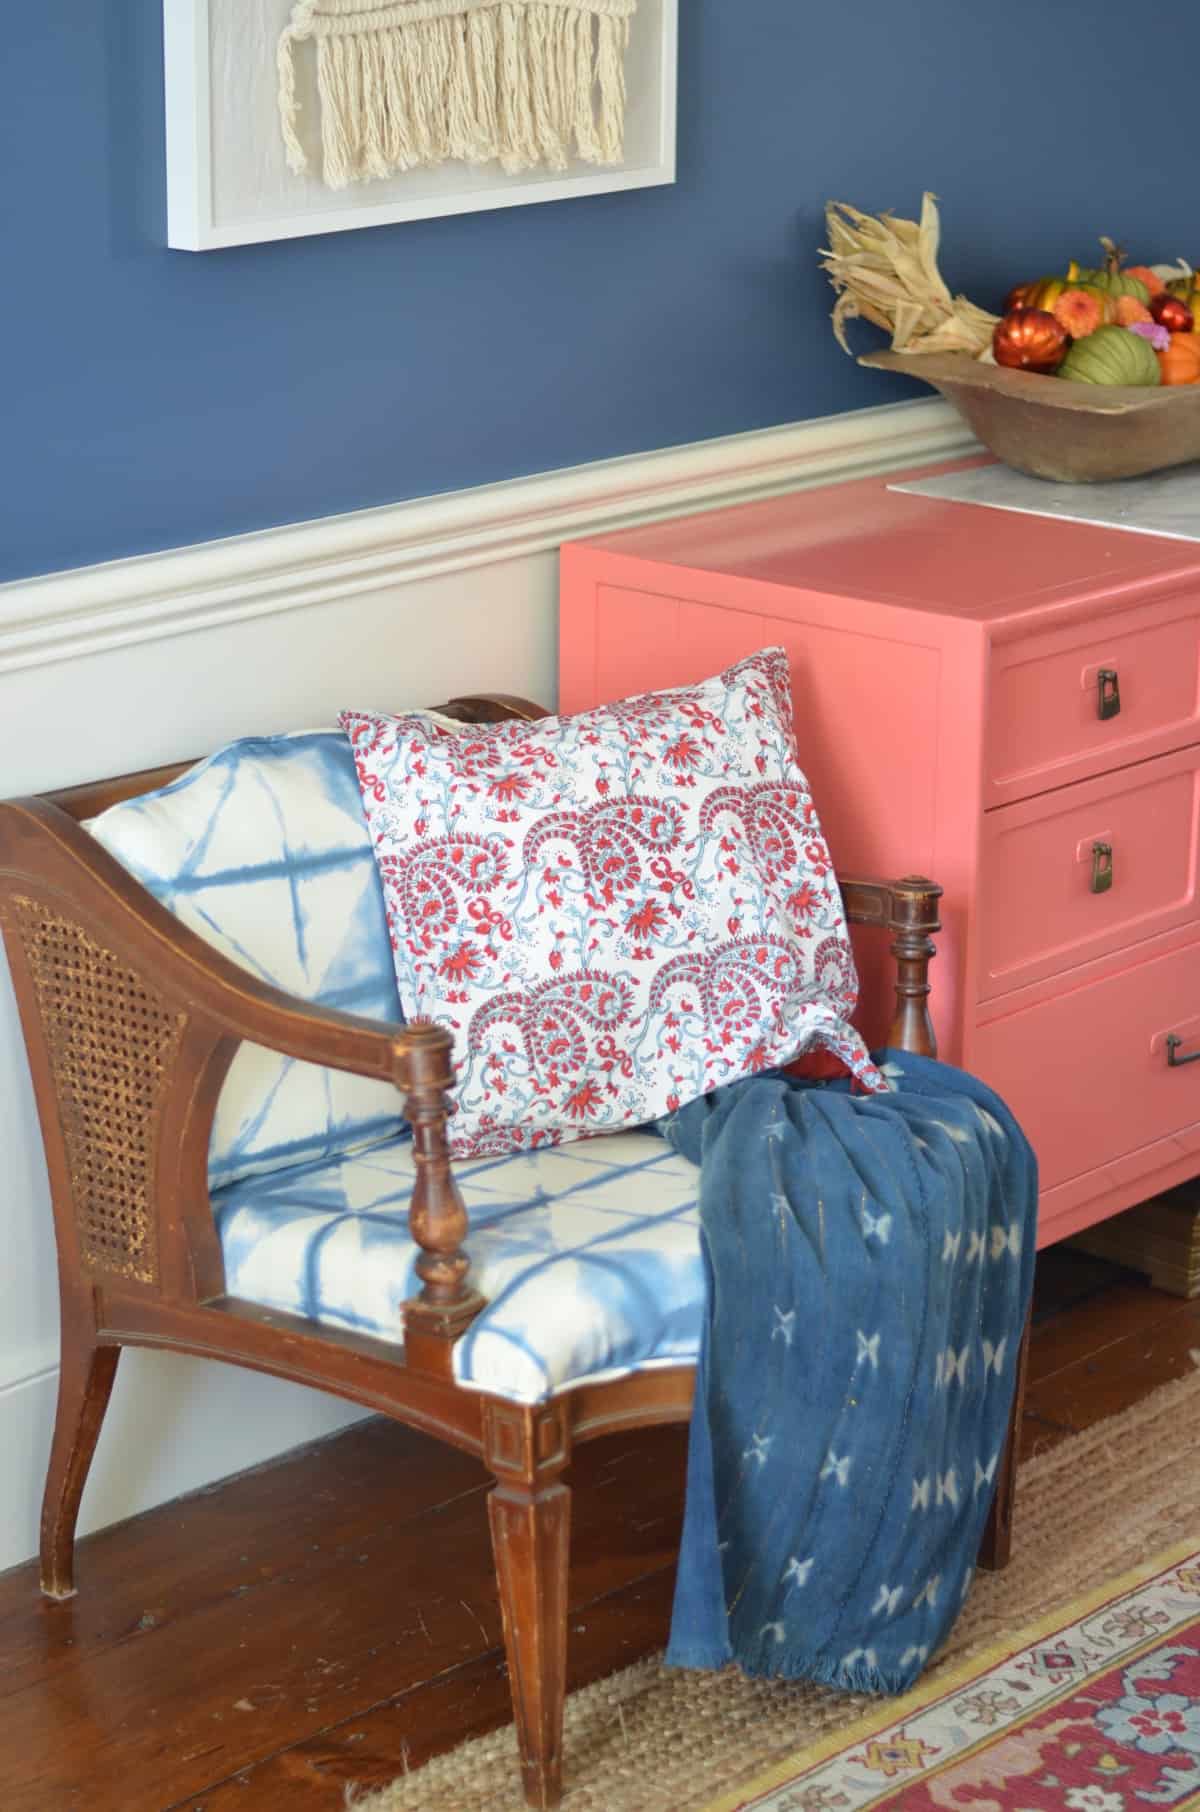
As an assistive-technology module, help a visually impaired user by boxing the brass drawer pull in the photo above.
[1097,668,1121,720]
[1090,841,1114,894]
[1166,1034,1200,1068]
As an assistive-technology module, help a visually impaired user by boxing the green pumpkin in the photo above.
[1108,272,1150,304]
[1058,325,1161,387]
[1067,262,1151,304]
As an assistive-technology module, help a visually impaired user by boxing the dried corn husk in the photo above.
[821,193,998,360]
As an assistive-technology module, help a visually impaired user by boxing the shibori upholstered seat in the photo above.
[0,692,1026,1811]
[215,1131,706,1404]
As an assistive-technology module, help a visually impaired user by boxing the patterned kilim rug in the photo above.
[358,1369,1200,1812]
[703,1542,1200,1810]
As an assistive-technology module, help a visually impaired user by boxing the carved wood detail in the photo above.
[482,1398,571,1485]
[402,1025,485,1339]
[885,876,943,1059]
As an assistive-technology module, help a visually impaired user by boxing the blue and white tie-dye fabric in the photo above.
[662,1050,1037,1696]
[214,1129,703,1402]
[86,730,406,1189]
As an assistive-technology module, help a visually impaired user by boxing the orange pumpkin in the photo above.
[1124,264,1165,298]
[1156,334,1200,385]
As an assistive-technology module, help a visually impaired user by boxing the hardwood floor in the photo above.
[2,1249,1196,1812]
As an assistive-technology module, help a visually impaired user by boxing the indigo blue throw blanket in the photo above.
[660,1049,1037,1695]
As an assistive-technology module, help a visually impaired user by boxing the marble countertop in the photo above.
[892,461,1200,544]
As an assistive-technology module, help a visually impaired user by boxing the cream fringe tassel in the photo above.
[278,0,637,189]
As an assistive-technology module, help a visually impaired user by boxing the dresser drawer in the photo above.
[987,595,1200,807]
[977,745,1200,1001]
[971,938,1200,1196]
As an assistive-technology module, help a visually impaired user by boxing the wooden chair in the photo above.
[0,693,1026,1811]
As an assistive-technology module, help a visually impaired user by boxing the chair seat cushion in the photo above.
[214,1129,703,1404]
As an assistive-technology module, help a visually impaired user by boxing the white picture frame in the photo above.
[163,0,678,252]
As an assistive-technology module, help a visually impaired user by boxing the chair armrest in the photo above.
[838,874,943,1059]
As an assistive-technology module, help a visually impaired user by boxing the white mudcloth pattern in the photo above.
[278,0,638,188]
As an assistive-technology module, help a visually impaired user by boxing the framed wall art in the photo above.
[163,0,678,251]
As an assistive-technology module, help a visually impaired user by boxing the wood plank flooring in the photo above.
[1,1248,1196,1812]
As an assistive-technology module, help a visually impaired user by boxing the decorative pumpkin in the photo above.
[1082,283,1116,323]
[1151,293,1195,335]
[1115,275,1152,304]
[1068,265,1151,304]
[1156,334,1200,385]
[1067,239,1152,305]
[1114,295,1152,327]
[1124,265,1165,298]
[992,307,1068,372]
[1012,275,1070,314]
[1057,325,1161,387]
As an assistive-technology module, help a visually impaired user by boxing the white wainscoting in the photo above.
[0,396,976,1573]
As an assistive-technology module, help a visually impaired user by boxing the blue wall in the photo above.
[4,3,1196,582]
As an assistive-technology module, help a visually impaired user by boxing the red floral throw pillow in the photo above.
[341,649,883,1158]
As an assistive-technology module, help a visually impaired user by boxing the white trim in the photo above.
[163,0,213,248]
[0,399,976,677]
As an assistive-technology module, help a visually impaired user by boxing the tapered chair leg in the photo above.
[488,1477,571,1812]
[40,1334,120,1600]
[977,1312,1031,1574]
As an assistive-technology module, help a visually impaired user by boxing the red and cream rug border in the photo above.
[704,1538,1200,1812]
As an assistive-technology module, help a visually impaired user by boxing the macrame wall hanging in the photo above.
[278,0,639,190]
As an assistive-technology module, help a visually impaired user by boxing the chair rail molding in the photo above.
[0,399,976,678]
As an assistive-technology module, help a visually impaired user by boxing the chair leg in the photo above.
[40,1332,120,1601]
[977,1310,1031,1574]
[488,1476,571,1812]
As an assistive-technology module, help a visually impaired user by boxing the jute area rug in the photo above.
[357,1369,1200,1812]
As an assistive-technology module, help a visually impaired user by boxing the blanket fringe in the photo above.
[666,1640,923,1699]
[278,0,635,189]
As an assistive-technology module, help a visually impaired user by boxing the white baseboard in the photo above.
[3,1353,364,1577]
[0,396,976,1571]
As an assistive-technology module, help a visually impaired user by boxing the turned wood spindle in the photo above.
[887,876,943,1060]
[401,1025,484,1338]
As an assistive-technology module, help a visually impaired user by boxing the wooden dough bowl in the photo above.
[862,349,1200,483]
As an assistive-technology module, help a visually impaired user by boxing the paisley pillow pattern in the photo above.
[341,649,883,1158]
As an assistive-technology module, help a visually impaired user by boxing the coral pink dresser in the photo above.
[560,463,1200,1249]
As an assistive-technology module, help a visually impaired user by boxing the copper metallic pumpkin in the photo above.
[992,307,1069,374]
